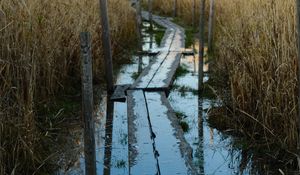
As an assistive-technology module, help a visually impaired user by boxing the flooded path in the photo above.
[57,14,279,175]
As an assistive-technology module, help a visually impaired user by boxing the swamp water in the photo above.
[56,21,294,175]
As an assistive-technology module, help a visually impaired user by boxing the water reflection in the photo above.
[103,96,114,175]
[197,96,205,175]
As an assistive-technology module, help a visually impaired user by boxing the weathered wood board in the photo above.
[145,92,196,175]
[111,84,131,102]
[127,90,159,174]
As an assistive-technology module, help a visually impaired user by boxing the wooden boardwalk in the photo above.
[127,12,197,175]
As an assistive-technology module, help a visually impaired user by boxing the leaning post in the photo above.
[80,32,97,175]
[198,0,206,93]
[99,0,114,95]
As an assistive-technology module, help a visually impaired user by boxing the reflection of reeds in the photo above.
[214,0,298,150]
[0,0,137,173]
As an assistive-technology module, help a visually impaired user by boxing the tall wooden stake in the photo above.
[99,0,114,95]
[80,32,96,175]
[148,0,153,30]
[173,0,177,18]
[198,0,206,92]
[207,0,215,54]
[296,0,300,159]
[192,0,196,28]
[135,0,143,73]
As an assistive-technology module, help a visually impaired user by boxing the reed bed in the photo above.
[0,0,137,174]
[149,0,200,26]
[151,0,299,160]
[214,0,298,150]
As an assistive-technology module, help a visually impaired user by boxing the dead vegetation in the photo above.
[0,0,137,174]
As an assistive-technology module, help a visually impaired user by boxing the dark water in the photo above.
[56,21,296,175]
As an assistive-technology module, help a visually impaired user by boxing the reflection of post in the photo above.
[150,29,153,50]
[80,32,96,175]
[209,127,214,146]
[99,0,114,95]
[103,96,115,175]
[148,0,153,31]
[207,0,215,54]
[198,0,206,93]
[197,96,205,174]
[173,0,177,18]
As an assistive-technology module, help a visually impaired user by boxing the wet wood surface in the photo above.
[127,12,197,174]
[131,12,185,91]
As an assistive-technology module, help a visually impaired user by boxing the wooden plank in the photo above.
[145,92,197,175]
[110,84,131,102]
[182,50,195,56]
[137,50,159,56]
[80,32,96,175]
[131,12,185,91]
[147,52,181,90]
[127,90,159,174]
[132,52,169,89]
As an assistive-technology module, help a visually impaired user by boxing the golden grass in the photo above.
[150,0,200,25]
[214,0,298,150]
[0,0,137,174]
[151,0,299,152]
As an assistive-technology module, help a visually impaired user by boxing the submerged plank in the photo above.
[127,90,159,174]
[132,52,169,89]
[111,84,131,102]
[145,92,196,175]
[147,52,181,89]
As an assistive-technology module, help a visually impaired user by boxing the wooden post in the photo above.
[207,0,215,54]
[135,0,143,73]
[296,0,300,157]
[148,0,153,31]
[192,0,196,28]
[80,32,96,175]
[99,0,114,95]
[173,0,177,18]
[198,0,206,92]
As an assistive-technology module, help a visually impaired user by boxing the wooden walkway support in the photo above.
[127,11,198,175]
[173,0,177,18]
[80,32,96,175]
[208,0,215,54]
[198,0,206,92]
[99,0,114,94]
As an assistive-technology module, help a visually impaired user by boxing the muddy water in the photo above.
[56,21,284,175]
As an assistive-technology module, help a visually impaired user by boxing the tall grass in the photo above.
[151,0,299,160]
[150,0,200,25]
[0,0,137,174]
[214,0,298,150]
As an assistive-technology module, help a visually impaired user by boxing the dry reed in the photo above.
[0,0,137,174]
[151,0,299,157]
[214,0,298,150]
[150,0,200,25]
